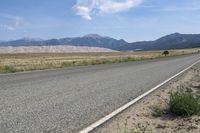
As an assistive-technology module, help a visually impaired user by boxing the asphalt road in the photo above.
[0,54,200,133]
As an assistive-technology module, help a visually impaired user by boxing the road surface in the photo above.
[0,54,199,133]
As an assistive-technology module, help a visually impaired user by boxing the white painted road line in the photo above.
[78,59,200,133]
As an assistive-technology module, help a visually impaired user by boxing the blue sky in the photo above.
[0,0,200,42]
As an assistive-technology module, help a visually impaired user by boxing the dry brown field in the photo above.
[0,48,199,73]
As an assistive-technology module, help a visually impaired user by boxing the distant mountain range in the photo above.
[1,33,200,51]
[118,33,200,51]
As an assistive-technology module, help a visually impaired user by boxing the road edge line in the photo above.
[78,59,200,133]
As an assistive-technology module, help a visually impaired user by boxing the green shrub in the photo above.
[169,91,200,116]
[3,65,17,73]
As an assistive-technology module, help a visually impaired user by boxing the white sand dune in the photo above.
[0,45,116,53]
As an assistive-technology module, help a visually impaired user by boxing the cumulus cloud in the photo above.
[75,6,92,20]
[73,0,143,20]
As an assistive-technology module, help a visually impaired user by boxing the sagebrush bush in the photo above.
[169,91,200,116]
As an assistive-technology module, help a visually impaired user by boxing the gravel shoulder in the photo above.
[94,63,200,133]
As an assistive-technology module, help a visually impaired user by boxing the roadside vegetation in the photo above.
[0,65,17,73]
[152,89,200,117]
[0,48,199,73]
[169,90,200,116]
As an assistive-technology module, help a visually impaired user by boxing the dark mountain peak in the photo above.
[171,32,181,35]
[159,33,200,41]
[167,32,184,38]
[83,34,103,39]
[156,32,185,42]
[118,39,128,43]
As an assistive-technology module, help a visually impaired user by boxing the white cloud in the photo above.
[74,0,143,20]
[75,6,92,20]
[6,26,15,31]
[0,13,24,31]
[0,24,15,31]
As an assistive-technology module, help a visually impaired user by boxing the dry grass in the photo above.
[0,48,199,73]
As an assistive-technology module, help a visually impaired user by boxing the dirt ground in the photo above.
[94,64,200,133]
